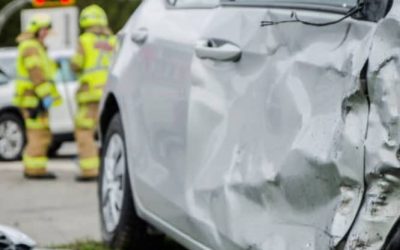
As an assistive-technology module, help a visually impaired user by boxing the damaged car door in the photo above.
[119,0,219,232]
[342,1,400,249]
[182,0,388,249]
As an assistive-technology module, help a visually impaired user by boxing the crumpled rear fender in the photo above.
[343,2,400,249]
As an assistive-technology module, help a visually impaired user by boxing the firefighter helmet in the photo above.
[26,13,51,34]
[80,4,108,28]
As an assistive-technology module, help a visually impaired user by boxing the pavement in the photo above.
[0,143,101,248]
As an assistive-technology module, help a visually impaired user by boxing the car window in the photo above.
[225,0,357,8]
[57,58,77,83]
[0,71,9,85]
[0,57,16,78]
[168,0,218,8]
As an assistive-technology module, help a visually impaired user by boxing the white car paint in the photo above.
[100,0,400,249]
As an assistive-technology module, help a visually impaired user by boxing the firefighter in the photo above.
[71,5,116,181]
[14,13,62,179]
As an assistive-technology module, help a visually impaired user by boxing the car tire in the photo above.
[384,227,400,250]
[0,113,26,161]
[99,113,152,250]
[47,141,62,157]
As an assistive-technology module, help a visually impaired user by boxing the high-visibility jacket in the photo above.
[14,38,61,108]
[73,31,116,104]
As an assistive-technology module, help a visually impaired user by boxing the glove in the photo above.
[27,108,39,119]
[42,96,54,110]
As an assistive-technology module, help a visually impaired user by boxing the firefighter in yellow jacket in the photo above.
[14,14,62,179]
[72,5,116,181]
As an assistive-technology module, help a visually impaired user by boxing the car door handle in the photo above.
[195,39,241,62]
[131,28,148,44]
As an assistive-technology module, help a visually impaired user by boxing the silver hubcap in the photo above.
[0,119,23,160]
[102,133,126,233]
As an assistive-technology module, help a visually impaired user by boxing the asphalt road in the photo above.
[0,143,187,250]
[0,143,101,247]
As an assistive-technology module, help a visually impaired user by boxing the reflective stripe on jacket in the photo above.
[14,38,61,108]
[72,31,116,104]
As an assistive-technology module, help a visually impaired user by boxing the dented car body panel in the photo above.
[344,2,400,249]
[100,0,400,249]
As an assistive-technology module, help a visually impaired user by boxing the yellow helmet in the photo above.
[25,13,52,33]
[80,4,108,29]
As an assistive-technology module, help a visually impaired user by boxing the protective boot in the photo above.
[24,168,57,180]
[22,112,55,180]
[76,169,98,182]
[75,103,100,182]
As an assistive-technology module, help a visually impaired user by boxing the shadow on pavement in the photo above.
[50,154,76,160]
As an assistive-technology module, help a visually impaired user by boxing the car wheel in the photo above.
[0,113,25,161]
[99,113,151,250]
[47,141,62,157]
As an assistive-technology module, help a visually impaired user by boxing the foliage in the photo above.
[0,0,140,47]
[52,240,111,250]
[53,238,186,250]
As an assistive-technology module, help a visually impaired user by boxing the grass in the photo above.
[52,238,186,250]
[52,240,110,250]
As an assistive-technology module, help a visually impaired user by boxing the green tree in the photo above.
[0,0,140,46]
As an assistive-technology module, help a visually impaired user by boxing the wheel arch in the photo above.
[381,217,400,250]
[100,93,120,142]
[99,93,147,217]
[0,106,25,128]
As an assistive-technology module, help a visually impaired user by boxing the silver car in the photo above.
[0,48,78,161]
[98,0,400,249]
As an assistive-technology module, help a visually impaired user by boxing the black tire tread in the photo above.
[99,113,153,250]
[47,141,62,157]
[385,228,400,250]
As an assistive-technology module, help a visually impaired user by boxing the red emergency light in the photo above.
[32,0,75,7]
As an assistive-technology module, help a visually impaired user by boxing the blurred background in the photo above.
[0,1,185,249]
[0,0,140,46]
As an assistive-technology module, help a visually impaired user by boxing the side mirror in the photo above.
[360,0,393,22]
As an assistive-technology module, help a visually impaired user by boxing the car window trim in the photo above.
[165,0,219,9]
[0,70,9,85]
[0,68,9,78]
[221,1,355,15]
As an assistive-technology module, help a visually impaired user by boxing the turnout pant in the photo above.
[22,110,52,175]
[75,102,100,172]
